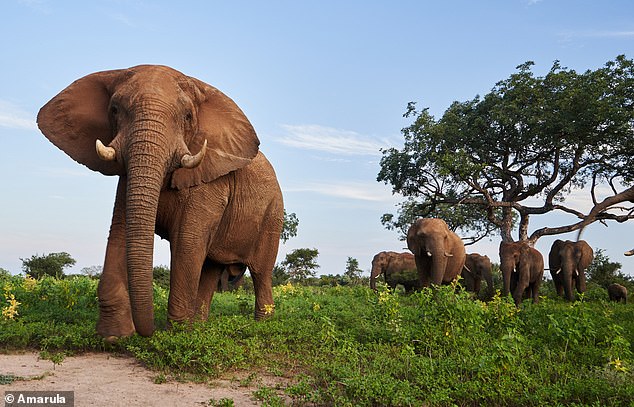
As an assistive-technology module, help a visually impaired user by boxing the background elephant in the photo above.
[548,239,593,301]
[499,241,544,306]
[406,218,466,287]
[38,65,284,339]
[461,253,494,298]
[369,251,419,292]
[218,266,246,293]
[607,283,628,303]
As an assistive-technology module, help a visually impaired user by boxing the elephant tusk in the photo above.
[554,268,561,274]
[96,139,116,161]
[444,252,453,257]
[181,139,207,169]
[426,251,433,257]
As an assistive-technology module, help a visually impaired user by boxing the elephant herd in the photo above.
[370,218,628,305]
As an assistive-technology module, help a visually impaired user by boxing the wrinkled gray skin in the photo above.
[499,241,544,306]
[38,65,284,339]
[370,251,419,292]
[407,218,466,287]
[607,283,628,303]
[548,240,593,302]
[461,253,494,298]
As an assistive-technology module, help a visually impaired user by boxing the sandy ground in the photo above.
[0,351,286,406]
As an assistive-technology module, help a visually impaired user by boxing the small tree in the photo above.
[344,257,363,284]
[21,252,76,279]
[0,267,11,281]
[81,265,102,279]
[281,248,320,282]
[586,249,633,288]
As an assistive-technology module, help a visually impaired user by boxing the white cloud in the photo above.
[559,30,634,43]
[276,124,391,156]
[285,181,400,203]
[0,101,37,131]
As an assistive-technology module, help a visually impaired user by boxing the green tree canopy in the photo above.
[586,248,633,289]
[21,252,76,279]
[281,210,299,243]
[378,55,634,244]
[281,248,320,282]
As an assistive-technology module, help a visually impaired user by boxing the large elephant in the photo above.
[369,251,419,292]
[607,283,628,303]
[406,218,466,287]
[38,65,284,339]
[499,241,544,306]
[548,240,593,301]
[461,253,494,298]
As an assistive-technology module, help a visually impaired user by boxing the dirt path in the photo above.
[0,352,272,406]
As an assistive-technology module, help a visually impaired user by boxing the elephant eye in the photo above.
[185,112,193,122]
[110,105,119,116]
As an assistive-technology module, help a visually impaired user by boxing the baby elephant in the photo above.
[607,283,628,303]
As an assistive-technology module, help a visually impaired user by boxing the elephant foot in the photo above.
[96,305,135,339]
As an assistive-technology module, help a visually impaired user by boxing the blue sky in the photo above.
[1,0,634,277]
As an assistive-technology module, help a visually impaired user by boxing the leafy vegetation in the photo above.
[1,272,632,406]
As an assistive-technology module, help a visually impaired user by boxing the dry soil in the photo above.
[0,351,285,406]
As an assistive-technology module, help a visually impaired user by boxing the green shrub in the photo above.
[1,275,632,406]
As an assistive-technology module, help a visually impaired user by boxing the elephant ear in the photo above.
[170,78,260,189]
[37,69,127,175]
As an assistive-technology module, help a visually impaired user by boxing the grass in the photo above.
[1,274,633,406]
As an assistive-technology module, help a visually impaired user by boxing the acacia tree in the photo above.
[378,55,634,245]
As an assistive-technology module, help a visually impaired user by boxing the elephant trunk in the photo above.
[124,127,170,337]
[369,260,381,290]
[426,247,448,286]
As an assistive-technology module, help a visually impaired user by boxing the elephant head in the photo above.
[37,65,259,336]
[370,251,417,291]
[548,239,593,301]
[370,251,392,290]
[407,218,466,287]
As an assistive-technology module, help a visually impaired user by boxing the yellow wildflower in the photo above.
[2,294,20,320]
[263,303,275,315]
[23,275,37,291]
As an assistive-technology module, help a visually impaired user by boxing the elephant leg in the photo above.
[248,237,279,320]
[473,278,481,295]
[167,239,207,323]
[415,256,431,288]
[531,280,541,304]
[97,178,135,340]
[193,260,222,321]
[513,273,529,306]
